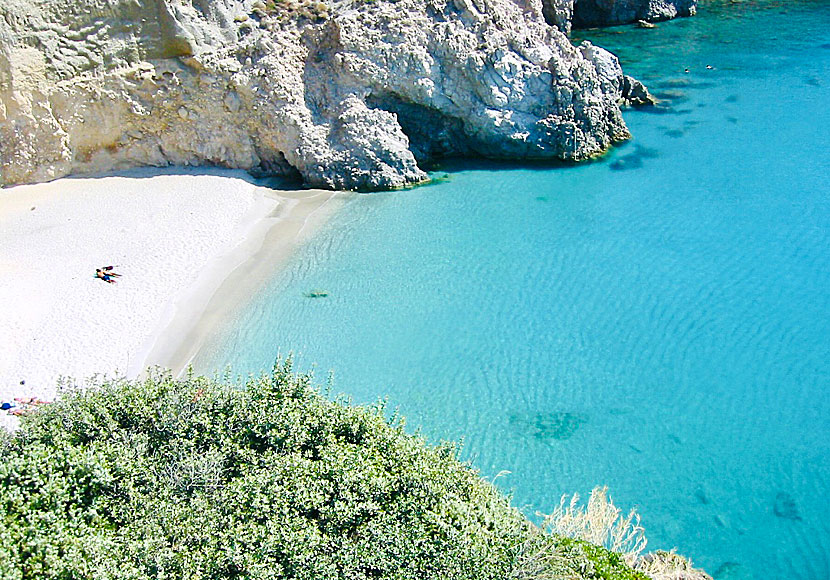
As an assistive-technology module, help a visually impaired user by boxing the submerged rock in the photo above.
[773,491,802,521]
[0,0,635,190]
[510,411,588,440]
[694,487,710,505]
[714,561,752,580]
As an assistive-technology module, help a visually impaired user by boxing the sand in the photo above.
[0,167,345,431]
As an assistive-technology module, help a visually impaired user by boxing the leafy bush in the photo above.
[0,362,650,580]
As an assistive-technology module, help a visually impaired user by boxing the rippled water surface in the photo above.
[196,2,830,578]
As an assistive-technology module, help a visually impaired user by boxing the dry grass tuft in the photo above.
[636,550,713,580]
[541,486,648,566]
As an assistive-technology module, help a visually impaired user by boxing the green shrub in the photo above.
[0,361,649,580]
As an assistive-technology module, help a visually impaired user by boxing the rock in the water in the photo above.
[637,19,658,28]
[773,491,802,521]
[623,75,657,106]
[0,0,633,190]
[573,0,697,28]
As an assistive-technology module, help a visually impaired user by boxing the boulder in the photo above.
[622,74,657,106]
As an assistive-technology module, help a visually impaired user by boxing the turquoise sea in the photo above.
[195,2,830,578]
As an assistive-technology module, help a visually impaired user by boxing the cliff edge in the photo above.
[0,0,667,190]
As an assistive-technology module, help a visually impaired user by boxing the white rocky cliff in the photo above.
[1,0,640,190]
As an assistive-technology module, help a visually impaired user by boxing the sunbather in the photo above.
[96,269,117,283]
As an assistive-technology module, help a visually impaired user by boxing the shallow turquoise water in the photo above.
[196,2,830,578]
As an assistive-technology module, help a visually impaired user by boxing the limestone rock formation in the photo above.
[1,0,636,190]
[572,0,697,29]
[622,75,655,106]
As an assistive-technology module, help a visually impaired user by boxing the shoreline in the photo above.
[0,168,346,431]
[143,187,348,378]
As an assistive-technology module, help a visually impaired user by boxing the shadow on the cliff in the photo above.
[61,165,307,192]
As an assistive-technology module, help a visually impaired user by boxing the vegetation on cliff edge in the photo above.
[0,361,653,579]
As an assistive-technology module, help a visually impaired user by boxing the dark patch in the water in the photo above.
[714,561,750,580]
[636,103,677,115]
[725,94,739,103]
[659,78,691,87]
[610,155,642,171]
[726,116,738,124]
[668,434,682,444]
[610,157,642,171]
[536,196,549,202]
[804,77,820,87]
[684,120,700,127]
[665,129,684,138]
[652,89,689,104]
[304,290,330,298]
[674,108,694,115]
[655,79,717,91]
[510,411,588,441]
[629,444,643,454]
[695,488,710,505]
[819,43,830,50]
[608,407,631,416]
[610,144,658,171]
[773,492,802,521]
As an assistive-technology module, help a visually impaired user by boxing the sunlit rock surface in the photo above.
[1,0,641,190]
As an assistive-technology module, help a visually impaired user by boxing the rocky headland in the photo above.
[0,0,694,190]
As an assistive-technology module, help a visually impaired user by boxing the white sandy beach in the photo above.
[0,168,344,431]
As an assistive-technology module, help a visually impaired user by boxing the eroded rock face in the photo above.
[1,0,633,190]
[541,0,575,33]
[573,0,697,28]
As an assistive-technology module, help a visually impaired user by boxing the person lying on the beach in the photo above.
[9,397,51,416]
[95,269,117,283]
[14,397,49,406]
